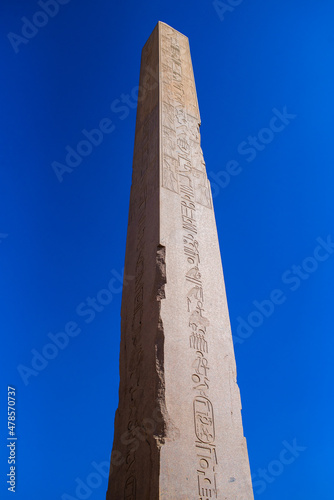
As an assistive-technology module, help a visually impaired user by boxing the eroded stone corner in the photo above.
[154,245,179,448]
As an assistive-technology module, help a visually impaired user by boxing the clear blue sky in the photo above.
[1,1,333,499]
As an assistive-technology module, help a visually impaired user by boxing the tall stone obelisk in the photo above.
[106,22,253,499]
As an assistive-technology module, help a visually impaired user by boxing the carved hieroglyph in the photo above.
[106,22,254,500]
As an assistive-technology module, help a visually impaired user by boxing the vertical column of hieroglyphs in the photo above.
[159,22,253,499]
[106,24,161,500]
[160,23,219,498]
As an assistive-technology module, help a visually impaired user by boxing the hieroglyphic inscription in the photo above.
[124,476,136,500]
[162,155,178,193]
[160,24,217,498]
[160,26,212,210]
[180,173,217,498]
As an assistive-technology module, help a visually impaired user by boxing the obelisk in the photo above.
[106,22,254,499]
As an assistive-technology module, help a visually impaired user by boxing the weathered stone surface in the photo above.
[106,22,254,500]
